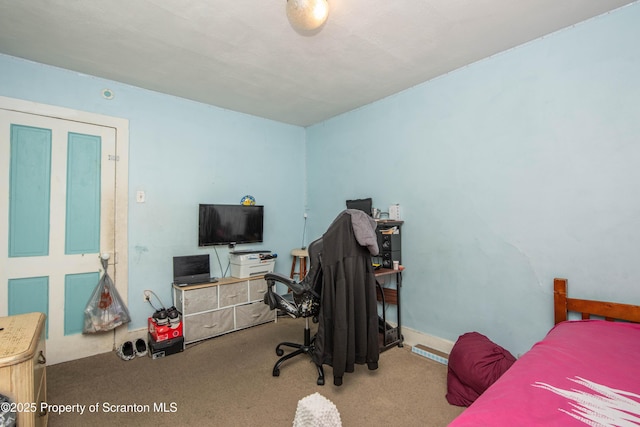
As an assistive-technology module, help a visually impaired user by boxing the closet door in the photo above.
[0,108,119,364]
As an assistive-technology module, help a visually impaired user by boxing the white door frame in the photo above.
[0,95,129,361]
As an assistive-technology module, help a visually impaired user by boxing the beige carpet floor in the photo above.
[47,317,464,426]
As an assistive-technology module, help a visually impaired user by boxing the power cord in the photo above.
[143,289,166,312]
[301,213,308,249]
[144,290,181,324]
[213,246,225,278]
[213,246,232,278]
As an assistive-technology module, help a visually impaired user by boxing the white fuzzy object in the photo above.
[293,392,342,427]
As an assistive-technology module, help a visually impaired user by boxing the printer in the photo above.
[229,251,276,278]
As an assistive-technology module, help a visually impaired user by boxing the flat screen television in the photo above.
[198,204,264,246]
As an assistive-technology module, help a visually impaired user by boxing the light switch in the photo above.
[136,191,145,203]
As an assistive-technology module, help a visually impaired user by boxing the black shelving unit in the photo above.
[374,220,404,351]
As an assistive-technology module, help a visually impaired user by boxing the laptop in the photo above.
[173,254,211,285]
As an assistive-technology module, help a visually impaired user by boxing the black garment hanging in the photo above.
[313,210,380,386]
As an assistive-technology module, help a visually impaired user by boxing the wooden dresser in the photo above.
[0,312,47,427]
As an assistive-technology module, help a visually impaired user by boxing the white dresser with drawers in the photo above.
[173,275,276,345]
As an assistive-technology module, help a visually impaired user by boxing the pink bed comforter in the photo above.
[448,320,640,426]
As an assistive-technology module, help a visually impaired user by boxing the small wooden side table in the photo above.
[290,248,309,281]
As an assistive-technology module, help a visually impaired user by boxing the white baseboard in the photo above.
[117,327,148,346]
[118,325,456,356]
[395,323,455,355]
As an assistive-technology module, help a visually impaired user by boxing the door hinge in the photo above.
[108,154,120,161]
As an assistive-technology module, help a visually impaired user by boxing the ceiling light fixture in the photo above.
[286,0,329,33]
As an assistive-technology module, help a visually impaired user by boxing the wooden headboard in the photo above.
[553,277,640,324]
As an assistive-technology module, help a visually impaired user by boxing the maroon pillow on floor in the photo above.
[446,332,516,407]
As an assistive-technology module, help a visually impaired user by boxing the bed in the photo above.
[448,278,640,427]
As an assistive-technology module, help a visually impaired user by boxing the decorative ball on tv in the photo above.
[240,195,256,206]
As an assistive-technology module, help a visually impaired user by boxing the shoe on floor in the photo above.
[116,341,135,361]
[134,338,148,357]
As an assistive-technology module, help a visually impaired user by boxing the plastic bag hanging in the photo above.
[83,254,131,333]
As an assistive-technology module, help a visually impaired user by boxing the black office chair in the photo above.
[263,238,325,386]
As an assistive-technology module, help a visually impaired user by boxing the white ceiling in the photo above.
[0,0,635,127]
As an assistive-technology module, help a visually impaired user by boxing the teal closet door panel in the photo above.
[64,272,99,335]
[9,124,52,257]
[8,276,49,337]
[65,132,102,255]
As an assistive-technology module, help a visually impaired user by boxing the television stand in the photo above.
[173,275,276,346]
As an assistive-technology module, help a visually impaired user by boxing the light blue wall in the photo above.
[2,3,639,354]
[0,55,307,330]
[306,3,640,355]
